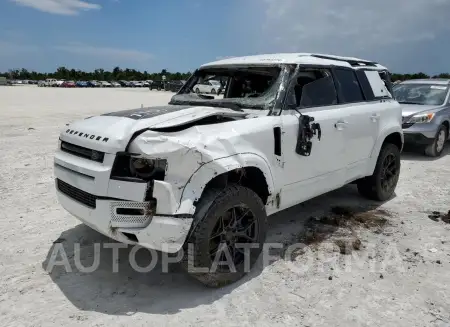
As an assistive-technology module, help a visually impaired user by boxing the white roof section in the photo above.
[201,53,388,71]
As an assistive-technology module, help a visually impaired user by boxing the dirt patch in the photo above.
[293,206,392,257]
[330,205,391,229]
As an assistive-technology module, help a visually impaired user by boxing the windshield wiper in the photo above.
[195,93,215,100]
[398,101,423,105]
[169,99,244,112]
[214,102,244,112]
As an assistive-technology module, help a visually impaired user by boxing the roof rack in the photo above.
[310,54,378,67]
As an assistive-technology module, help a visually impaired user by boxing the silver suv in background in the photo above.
[393,79,450,157]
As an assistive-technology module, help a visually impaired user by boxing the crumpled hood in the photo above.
[400,104,443,118]
[60,105,248,153]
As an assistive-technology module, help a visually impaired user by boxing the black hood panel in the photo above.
[102,105,192,120]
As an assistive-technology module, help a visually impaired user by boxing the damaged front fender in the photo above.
[177,153,275,215]
[128,127,276,216]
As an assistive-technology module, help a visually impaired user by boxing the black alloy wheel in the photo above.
[208,204,258,266]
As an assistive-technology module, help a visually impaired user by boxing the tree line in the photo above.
[0,67,192,81]
[391,72,450,81]
[1,66,450,82]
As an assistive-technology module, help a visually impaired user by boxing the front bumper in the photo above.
[402,122,439,145]
[56,188,192,253]
[403,132,435,146]
[54,149,193,253]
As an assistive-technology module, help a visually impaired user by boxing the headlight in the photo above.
[407,113,435,124]
[130,158,156,179]
[111,153,167,181]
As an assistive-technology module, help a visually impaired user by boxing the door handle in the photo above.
[334,120,348,130]
[371,113,380,122]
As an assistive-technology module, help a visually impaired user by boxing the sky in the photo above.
[1,0,450,74]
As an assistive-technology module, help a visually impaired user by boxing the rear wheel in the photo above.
[181,185,267,288]
[357,143,401,201]
[210,88,216,94]
[424,124,448,157]
[195,88,200,94]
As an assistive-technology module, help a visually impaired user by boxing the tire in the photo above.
[211,88,216,94]
[424,124,448,157]
[357,143,401,201]
[181,185,267,288]
[195,88,200,94]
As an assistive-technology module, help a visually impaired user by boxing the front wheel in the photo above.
[357,143,401,201]
[181,185,267,288]
[424,124,448,157]
[210,88,216,94]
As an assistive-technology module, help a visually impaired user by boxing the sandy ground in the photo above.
[1,86,450,327]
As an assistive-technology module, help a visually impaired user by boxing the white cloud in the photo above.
[257,0,450,56]
[54,42,153,61]
[11,0,101,15]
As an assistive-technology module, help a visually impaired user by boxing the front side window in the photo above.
[333,68,365,103]
[393,83,449,106]
[286,69,338,108]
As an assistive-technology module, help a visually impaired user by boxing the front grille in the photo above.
[57,179,97,208]
[60,141,105,163]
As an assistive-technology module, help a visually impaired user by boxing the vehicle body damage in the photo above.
[57,112,280,253]
[54,53,403,287]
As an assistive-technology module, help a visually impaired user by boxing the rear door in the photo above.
[332,68,384,180]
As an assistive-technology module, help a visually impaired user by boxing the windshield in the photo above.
[393,83,449,105]
[169,65,286,110]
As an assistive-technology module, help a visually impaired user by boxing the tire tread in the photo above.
[182,184,267,287]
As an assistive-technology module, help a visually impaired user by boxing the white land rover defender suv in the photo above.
[54,53,403,287]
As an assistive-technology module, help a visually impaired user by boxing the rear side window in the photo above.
[364,70,391,98]
[355,70,375,101]
[333,69,365,103]
[378,70,394,95]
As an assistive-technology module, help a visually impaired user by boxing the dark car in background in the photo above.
[87,81,99,87]
[118,80,131,87]
[165,80,186,92]
[149,80,165,90]
[76,81,88,87]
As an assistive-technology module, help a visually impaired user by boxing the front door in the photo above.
[279,68,347,210]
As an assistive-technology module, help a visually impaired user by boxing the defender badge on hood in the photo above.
[65,129,109,142]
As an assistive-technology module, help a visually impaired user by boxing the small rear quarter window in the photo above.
[364,70,391,98]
